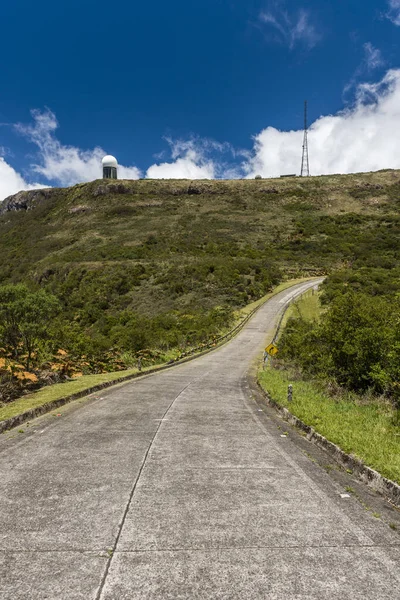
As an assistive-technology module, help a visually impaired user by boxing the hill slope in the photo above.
[0,170,399,380]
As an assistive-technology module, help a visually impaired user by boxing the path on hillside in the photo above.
[1,279,399,599]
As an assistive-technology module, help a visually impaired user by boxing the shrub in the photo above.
[0,285,60,369]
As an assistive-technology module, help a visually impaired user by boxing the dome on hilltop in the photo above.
[102,155,118,168]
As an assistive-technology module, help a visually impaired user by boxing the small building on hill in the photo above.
[102,155,118,179]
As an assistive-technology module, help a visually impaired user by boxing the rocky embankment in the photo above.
[0,188,53,215]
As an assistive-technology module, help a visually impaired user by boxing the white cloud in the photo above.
[363,43,384,72]
[244,69,400,177]
[387,0,400,25]
[145,137,243,179]
[259,4,321,50]
[343,43,385,98]
[146,148,215,179]
[146,151,215,179]
[15,109,141,186]
[0,157,45,201]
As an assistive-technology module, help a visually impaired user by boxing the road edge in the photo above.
[256,384,400,508]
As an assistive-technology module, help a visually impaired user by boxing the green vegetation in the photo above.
[279,288,321,332]
[0,284,60,369]
[279,280,400,401]
[258,368,400,484]
[1,170,400,405]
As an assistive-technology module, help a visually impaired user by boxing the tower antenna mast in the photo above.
[300,100,310,177]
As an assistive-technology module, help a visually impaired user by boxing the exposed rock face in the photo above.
[0,188,53,215]
[68,205,91,214]
[93,183,131,196]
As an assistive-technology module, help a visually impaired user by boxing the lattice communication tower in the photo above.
[300,101,310,177]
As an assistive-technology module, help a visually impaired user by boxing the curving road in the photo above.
[1,279,399,599]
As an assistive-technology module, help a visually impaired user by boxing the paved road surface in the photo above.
[1,279,399,599]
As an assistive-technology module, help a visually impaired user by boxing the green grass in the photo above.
[0,368,138,422]
[258,367,400,484]
[279,288,322,333]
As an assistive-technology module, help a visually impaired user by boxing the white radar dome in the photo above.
[102,155,118,168]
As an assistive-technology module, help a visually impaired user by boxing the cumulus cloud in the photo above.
[0,156,45,201]
[387,0,400,25]
[146,151,215,179]
[259,4,321,50]
[15,109,141,186]
[244,69,400,177]
[145,137,246,179]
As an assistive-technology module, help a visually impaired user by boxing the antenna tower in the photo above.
[300,100,310,177]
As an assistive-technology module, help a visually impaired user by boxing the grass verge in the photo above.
[0,368,139,422]
[258,367,400,484]
[238,277,311,318]
[278,287,321,334]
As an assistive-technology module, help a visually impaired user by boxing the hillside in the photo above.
[0,170,399,394]
[1,171,399,280]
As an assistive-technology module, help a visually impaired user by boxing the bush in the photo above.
[0,284,60,369]
[280,286,400,403]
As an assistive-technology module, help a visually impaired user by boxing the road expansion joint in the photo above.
[0,548,107,553]
[109,542,400,554]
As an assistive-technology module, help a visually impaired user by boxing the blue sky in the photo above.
[1,0,400,198]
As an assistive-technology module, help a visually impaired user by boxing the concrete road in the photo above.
[1,279,399,599]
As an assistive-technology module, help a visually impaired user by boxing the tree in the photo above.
[0,285,60,369]
[0,284,25,358]
[320,291,391,391]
